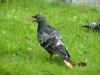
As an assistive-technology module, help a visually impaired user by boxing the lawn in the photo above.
[0,0,100,75]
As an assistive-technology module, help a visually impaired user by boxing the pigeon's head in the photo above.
[33,14,46,23]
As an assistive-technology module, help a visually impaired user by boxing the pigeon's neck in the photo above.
[38,21,48,29]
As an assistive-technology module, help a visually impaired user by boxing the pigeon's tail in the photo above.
[59,46,73,68]
[82,25,95,29]
[82,25,90,28]
[63,52,73,68]
[82,22,95,29]
[64,60,73,68]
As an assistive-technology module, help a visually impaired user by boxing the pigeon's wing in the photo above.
[38,26,70,59]
[38,26,62,46]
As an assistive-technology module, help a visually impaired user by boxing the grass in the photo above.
[0,0,100,75]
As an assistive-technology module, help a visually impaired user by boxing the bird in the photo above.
[82,22,100,32]
[32,14,73,68]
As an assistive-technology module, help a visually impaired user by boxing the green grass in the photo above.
[0,0,100,75]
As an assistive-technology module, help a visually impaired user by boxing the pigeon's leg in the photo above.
[49,54,53,59]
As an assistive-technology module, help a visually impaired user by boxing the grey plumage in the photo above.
[82,22,100,32]
[33,14,72,68]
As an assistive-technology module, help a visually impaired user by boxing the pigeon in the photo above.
[82,22,100,32]
[33,14,73,68]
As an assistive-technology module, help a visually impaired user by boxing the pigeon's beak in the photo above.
[32,16,37,22]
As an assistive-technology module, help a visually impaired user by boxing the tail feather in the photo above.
[55,45,72,68]
[63,48,73,68]
[82,22,96,29]
[64,60,73,68]
[82,25,90,28]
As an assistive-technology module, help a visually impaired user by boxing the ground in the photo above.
[0,0,100,75]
